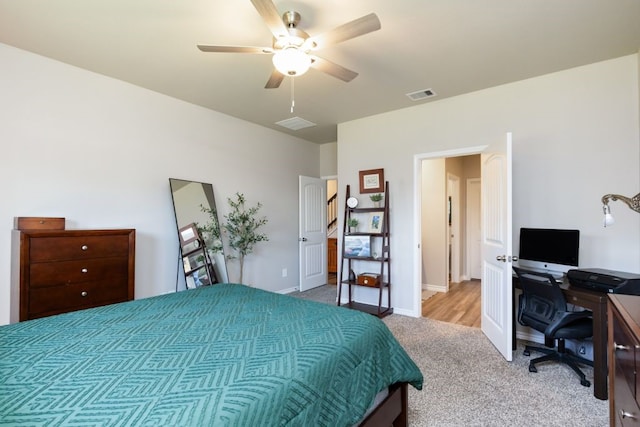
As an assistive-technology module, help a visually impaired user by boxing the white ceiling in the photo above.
[1,0,639,144]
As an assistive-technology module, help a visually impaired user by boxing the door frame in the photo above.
[413,146,487,316]
[413,136,513,362]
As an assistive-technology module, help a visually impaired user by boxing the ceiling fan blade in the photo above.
[307,13,381,50]
[197,45,273,54]
[250,0,289,39]
[310,56,358,82]
[265,69,284,89]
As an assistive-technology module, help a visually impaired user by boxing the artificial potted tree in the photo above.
[223,192,268,284]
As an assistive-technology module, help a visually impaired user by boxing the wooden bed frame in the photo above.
[360,382,409,427]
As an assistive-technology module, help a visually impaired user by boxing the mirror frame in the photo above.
[169,178,229,288]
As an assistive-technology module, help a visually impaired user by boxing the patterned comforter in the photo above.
[0,284,422,426]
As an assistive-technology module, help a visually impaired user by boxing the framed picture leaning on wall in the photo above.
[368,212,384,233]
[343,235,371,258]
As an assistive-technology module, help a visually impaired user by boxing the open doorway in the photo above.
[420,154,481,328]
[327,178,338,285]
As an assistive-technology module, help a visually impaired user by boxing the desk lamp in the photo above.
[601,192,640,227]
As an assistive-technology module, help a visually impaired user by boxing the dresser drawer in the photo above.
[30,257,129,287]
[30,235,130,262]
[29,279,129,317]
[613,314,638,399]
[615,363,640,426]
[609,295,640,426]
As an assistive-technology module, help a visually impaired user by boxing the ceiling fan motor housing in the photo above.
[283,11,300,28]
[273,12,310,51]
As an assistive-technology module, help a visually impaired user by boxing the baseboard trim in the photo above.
[424,283,447,292]
[516,329,544,345]
[278,286,299,295]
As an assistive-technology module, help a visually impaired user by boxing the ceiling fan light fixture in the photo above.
[272,47,311,76]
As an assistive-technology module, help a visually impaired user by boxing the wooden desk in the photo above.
[513,278,609,400]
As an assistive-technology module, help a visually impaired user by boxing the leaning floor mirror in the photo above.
[169,178,229,289]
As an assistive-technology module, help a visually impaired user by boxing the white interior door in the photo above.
[298,176,327,292]
[481,133,513,361]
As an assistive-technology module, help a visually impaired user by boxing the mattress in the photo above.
[0,283,422,426]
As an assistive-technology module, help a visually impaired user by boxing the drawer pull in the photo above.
[615,343,630,351]
[81,291,88,297]
[81,268,88,273]
[81,245,88,251]
[620,410,637,420]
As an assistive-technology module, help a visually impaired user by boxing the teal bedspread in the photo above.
[0,284,422,426]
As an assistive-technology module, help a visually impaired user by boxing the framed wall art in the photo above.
[359,168,384,193]
[368,212,384,233]
[343,235,371,258]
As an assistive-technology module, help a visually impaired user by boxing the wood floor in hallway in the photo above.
[422,280,481,328]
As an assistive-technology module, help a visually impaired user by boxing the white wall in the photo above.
[421,159,446,290]
[338,54,640,316]
[0,43,320,325]
[320,142,338,177]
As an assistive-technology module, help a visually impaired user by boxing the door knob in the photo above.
[620,409,637,420]
[299,237,308,242]
[496,255,506,262]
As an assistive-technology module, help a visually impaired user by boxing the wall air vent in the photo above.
[406,88,437,101]
[275,116,317,131]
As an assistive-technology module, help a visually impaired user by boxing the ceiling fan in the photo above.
[197,0,381,89]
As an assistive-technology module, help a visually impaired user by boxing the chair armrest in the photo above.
[544,310,592,337]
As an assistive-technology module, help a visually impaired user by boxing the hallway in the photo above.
[421,280,481,328]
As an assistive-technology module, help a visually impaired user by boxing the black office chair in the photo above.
[513,266,594,387]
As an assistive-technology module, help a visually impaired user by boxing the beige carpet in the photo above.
[384,314,607,426]
[292,285,608,426]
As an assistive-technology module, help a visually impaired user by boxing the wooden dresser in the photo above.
[608,294,640,426]
[11,220,135,322]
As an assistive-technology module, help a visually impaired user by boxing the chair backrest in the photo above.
[513,267,567,331]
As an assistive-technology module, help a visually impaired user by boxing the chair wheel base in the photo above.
[523,344,593,387]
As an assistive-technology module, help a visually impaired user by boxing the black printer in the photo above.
[567,268,640,295]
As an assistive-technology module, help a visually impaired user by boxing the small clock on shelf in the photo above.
[346,197,358,208]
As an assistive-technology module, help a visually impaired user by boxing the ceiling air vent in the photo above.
[406,88,437,101]
[275,116,317,131]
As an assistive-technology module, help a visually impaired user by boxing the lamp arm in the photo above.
[601,193,640,213]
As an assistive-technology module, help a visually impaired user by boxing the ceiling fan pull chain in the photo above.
[290,77,295,113]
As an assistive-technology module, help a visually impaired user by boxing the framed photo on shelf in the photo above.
[359,168,384,193]
[343,235,371,258]
[368,212,384,233]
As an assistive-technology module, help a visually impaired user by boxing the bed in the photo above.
[0,283,423,426]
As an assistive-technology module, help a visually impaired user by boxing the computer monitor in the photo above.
[516,227,580,277]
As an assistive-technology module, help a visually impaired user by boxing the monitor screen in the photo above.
[517,228,580,275]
